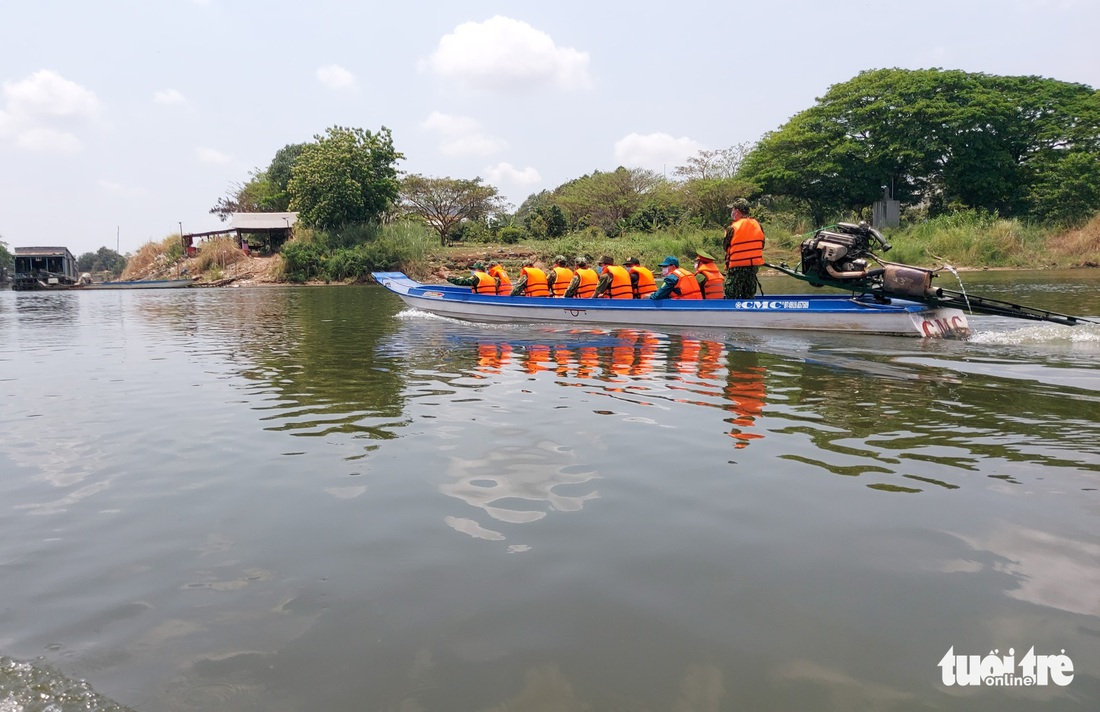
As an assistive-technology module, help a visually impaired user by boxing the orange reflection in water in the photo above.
[472,330,768,449]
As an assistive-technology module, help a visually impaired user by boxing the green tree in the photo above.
[400,175,504,246]
[0,236,12,283]
[554,167,666,235]
[673,143,753,180]
[523,204,568,239]
[741,68,1100,224]
[265,142,308,212]
[77,247,128,276]
[209,142,309,221]
[288,126,403,230]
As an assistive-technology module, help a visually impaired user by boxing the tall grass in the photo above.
[882,211,1051,268]
[120,235,181,280]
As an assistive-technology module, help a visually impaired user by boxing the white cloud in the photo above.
[15,127,82,153]
[4,69,100,119]
[420,111,507,157]
[420,111,481,136]
[153,89,187,106]
[98,179,147,197]
[613,132,703,172]
[0,69,99,151]
[424,16,592,92]
[316,64,357,90]
[441,134,508,157]
[484,162,541,186]
[197,147,231,164]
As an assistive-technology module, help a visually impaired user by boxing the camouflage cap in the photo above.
[471,262,485,270]
[554,254,567,264]
[728,198,751,213]
[598,255,615,265]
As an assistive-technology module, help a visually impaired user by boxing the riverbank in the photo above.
[122,212,1099,286]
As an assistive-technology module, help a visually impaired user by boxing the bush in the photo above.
[279,220,434,282]
[498,226,524,244]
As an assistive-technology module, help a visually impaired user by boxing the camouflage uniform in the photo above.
[724,267,758,299]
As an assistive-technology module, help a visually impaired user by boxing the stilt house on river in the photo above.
[12,246,80,290]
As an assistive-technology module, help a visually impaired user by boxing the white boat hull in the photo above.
[373,273,970,338]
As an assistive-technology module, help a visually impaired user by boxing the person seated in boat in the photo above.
[623,256,656,299]
[511,259,551,297]
[593,256,633,299]
[447,262,499,294]
[693,250,724,299]
[487,259,512,296]
[564,256,598,298]
[650,256,702,300]
[547,255,573,297]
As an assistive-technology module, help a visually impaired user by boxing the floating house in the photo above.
[12,246,80,290]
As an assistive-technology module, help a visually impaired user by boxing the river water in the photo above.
[1,270,1098,711]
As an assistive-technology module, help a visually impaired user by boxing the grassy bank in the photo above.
[414,212,1100,282]
[123,212,1099,285]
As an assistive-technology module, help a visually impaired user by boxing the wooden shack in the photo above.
[12,246,80,290]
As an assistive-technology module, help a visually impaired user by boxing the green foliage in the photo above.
[673,144,753,180]
[288,126,403,230]
[881,210,1049,267]
[741,68,1100,225]
[279,220,433,282]
[498,226,524,244]
[554,167,668,234]
[400,174,504,246]
[76,247,128,276]
[523,204,568,239]
[209,142,309,221]
[265,143,308,212]
[1028,150,1100,226]
[0,236,12,272]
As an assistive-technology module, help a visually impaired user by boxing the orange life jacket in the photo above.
[601,264,633,299]
[472,270,497,295]
[521,266,550,297]
[695,261,724,299]
[671,268,702,299]
[550,266,573,297]
[574,267,598,298]
[488,264,511,295]
[726,218,765,268]
[629,265,656,299]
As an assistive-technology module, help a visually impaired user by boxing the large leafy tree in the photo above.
[77,247,127,276]
[288,126,403,230]
[554,167,667,234]
[673,144,753,180]
[400,175,504,246]
[210,142,311,222]
[741,68,1100,224]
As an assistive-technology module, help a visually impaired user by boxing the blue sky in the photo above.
[2,0,1097,256]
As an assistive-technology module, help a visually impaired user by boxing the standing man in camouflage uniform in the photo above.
[722,198,765,299]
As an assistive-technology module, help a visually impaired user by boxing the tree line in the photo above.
[212,68,1100,253]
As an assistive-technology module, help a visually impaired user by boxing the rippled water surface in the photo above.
[1,272,1098,711]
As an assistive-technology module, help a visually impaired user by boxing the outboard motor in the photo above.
[773,221,1096,326]
[799,221,892,283]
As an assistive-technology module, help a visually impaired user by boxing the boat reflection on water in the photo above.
[467,328,769,449]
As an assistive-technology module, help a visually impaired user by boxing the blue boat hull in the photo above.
[372,272,970,338]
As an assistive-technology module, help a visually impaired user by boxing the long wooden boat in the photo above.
[372,272,970,338]
[77,278,194,290]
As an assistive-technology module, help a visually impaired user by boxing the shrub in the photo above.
[498,226,524,244]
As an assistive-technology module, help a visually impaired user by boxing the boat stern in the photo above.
[912,308,970,338]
